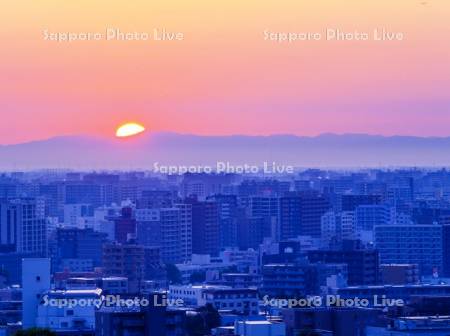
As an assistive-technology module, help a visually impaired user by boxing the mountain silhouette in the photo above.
[0,132,449,169]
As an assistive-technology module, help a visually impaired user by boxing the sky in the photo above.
[0,0,449,144]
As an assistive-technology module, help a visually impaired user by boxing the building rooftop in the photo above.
[45,288,102,297]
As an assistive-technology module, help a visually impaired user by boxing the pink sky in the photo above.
[1,0,449,144]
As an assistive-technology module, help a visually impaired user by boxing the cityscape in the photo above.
[2,0,450,335]
[0,168,450,335]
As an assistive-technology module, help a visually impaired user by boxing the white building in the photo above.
[63,204,94,228]
[340,211,356,239]
[63,276,128,294]
[22,258,51,328]
[321,211,337,244]
[169,284,259,316]
[36,288,101,332]
[367,316,450,335]
[176,254,235,283]
[169,284,206,306]
[92,205,121,240]
[234,320,286,336]
[321,211,356,245]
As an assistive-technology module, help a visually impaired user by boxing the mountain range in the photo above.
[0,132,449,170]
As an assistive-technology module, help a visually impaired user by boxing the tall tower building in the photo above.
[114,206,136,244]
[279,191,330,239]
[22,258,51,328]
[174,203,192,262]
[208,195,239,249]
[185,197,220,256]
[241,196,279,241]
[0,198,47,255]
[136,207,182,263]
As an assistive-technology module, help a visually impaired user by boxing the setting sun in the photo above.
[115,123,146,138]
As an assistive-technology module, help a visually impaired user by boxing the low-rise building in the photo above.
[208,273,262,289]
[234,320,286,336]
[282,307,385,336]
[367,316,450,336]
[36,288,101,334]
[380,264,420,285]
[169,285,259,316]
[95,292,186,336]
[336,284,450,304]
[261,262,319,297]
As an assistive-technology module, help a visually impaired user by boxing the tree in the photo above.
[15,328,56,336]
[186,304,221,336]
[165,263,182,284]
[189,271,206,284]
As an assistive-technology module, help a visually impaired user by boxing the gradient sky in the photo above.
[1,0,449,144]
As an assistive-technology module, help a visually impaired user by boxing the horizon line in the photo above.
[3,131,450,146]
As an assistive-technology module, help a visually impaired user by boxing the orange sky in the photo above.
[1,0,449,144]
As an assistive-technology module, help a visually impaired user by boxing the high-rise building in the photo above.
[0,198,47,255]
[65,182,102,207]
[356,204,394,230]
[237,211,267,249]
[262,261,320,297]
[50,227,108,271]
[136,207,182,263]
[240,196,278,241]
[339,211,356,240]
[63,203,95,227]
[113,206,136,244]
[102,242,145,293]
[321,211,338,245]
[64,178,119,208]
[321,211,356,245]
[174,203,193,262]
[38,182,65,219]
[187,198,220,256]
[280,192,330,239]
[279,194,302,240]
[181,173,236,200]
[308,242,379,286]
[137,190,175,208]
[375,224,447,276]
[340,194,382,212]
[103,241,163,292]
[208,195,239,249]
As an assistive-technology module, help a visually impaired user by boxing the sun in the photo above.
[115,122,146,138]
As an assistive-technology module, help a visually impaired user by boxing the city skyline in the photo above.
[3,1,450,335]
